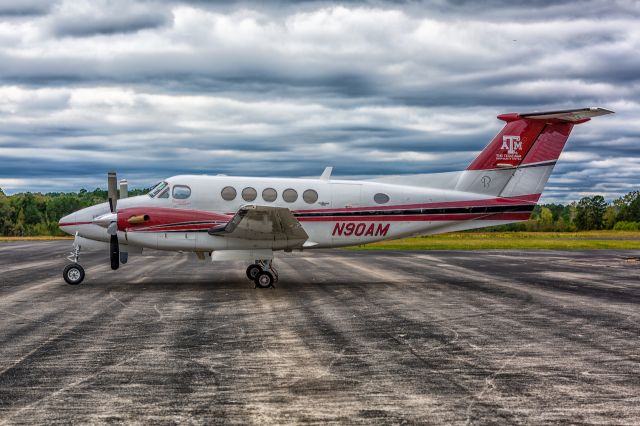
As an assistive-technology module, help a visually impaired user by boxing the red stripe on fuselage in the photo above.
[298,212,532,222]
[294,194,540,214]
[132,224,219,232]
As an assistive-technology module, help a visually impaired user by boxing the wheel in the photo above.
[254,271,274,288]
[246,264,262,280]
[63,263,85,285]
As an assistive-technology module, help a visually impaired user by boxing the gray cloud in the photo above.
[0,0,51,16]
[48,0,171,37]
[0,0,638,203]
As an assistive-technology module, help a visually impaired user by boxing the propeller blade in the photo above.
[107,171,118,213]
[110,234,119,270]
[119,179,128,199]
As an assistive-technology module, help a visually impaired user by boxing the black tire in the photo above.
[254,271,274,288]
[63,263,85,285]
[246,264,262,280]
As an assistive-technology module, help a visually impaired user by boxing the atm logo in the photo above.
[501,135,522,154]
[497,135,523,161]
[332,222,390,237]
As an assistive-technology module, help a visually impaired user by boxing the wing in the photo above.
[208,205,308,245]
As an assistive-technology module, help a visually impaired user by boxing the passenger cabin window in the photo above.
[172,185,191,199]
[262,188,277,202]
[148,181,168,198]
[374,193,390,204]
[242,187,257,202]
[303,189,318,204]
[221,186,236,201]
[283,188,298,203]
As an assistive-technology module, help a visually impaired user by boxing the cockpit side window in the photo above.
[149,181,168,198]
[172,185,191,199]
[158,187,170,198]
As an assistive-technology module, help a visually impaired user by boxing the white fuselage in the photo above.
[59,172,537,253]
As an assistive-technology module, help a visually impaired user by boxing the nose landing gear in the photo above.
[63,243,85,285]
[247,259,278,289]
[63,263,85,285]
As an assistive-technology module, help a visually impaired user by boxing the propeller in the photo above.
[107,171,119,270]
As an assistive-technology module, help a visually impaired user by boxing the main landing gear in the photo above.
[246,259,278,289]
[63,244,85,285]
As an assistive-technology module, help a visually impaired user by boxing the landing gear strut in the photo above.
[63,243,85,285]
[248,259,278,289]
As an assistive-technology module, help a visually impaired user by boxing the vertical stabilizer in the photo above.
[456,107,613,197]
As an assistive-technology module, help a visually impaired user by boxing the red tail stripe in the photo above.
[521,123,573,165]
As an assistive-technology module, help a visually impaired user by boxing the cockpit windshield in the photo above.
[148,181,169,198]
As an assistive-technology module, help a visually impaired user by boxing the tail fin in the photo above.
[456,107,613,197]
[467,107,613,171]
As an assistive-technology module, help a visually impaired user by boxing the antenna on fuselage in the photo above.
[320,167,333,181]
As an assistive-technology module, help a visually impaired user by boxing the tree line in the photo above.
[0,187,148,236]
[487,192,640,232]
[0,187,639,236]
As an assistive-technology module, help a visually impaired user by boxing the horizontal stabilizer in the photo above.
[500,107,613,123]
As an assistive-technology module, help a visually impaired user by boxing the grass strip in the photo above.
[348,231,640,250]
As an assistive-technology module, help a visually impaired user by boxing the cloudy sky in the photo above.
[0,0,638,202]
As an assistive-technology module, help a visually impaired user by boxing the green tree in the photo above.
[0,191,14,235]
[615,191,640,222]
[538,207,554,231]
[603,206,617,230]
[574,195,607,231]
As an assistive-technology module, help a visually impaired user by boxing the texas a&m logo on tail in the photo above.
[497,135,522,161]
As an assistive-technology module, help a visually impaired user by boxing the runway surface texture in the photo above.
[0,241,639,424]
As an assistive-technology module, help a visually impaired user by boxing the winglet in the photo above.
[320,167,333,181]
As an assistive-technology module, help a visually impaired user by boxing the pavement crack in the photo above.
[464,344,531,425]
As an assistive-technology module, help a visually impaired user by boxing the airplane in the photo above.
[58,107,613,288]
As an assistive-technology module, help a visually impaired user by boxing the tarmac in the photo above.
[0,241,639,424]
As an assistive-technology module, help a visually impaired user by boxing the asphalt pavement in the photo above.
[0,241,639,424]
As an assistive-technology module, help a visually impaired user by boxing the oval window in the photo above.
[282,188,298,203]
[172,185,191,199]
[242,187,257,202]
[303,189,318,204]
[374,193,389,204]
[262,188,277,202]
[221,186,237,201]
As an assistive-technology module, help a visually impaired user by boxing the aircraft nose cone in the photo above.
[58,212,77,235]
